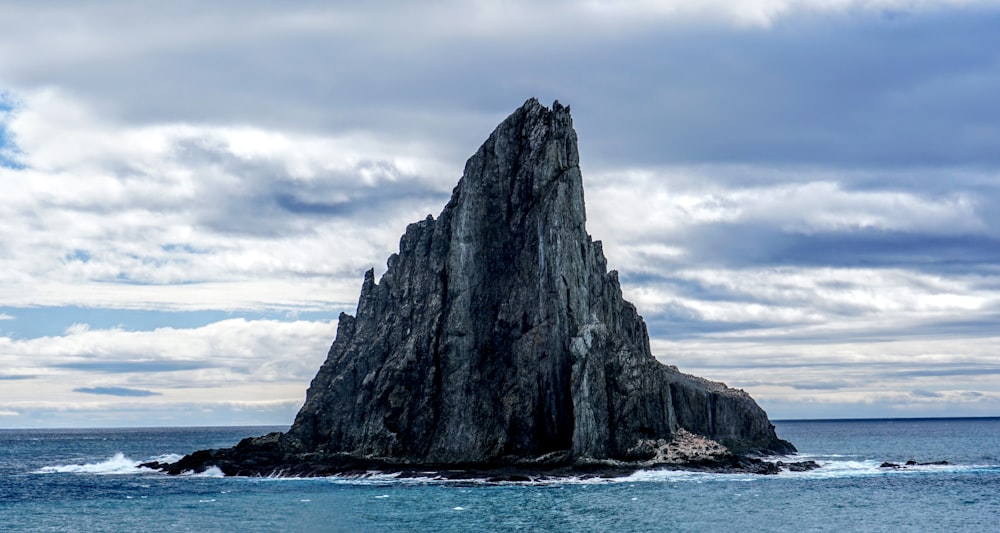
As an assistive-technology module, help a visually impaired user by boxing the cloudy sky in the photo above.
[2,0,999,428]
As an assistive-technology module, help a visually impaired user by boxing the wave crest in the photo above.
[34,452,182,475]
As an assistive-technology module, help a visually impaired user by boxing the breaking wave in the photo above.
[304,457,1000,486]
[32,452,998,485]
[182,466,225,478]
[33,452,182,475]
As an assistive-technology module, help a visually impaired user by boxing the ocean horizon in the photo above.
[6,414,999,429]
[2,417,998,531]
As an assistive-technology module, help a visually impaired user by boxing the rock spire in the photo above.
[157,99,794,477]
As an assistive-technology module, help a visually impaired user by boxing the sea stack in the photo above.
[161,99,794,477]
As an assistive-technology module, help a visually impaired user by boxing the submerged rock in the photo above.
[159,98,795,477]
[879,459,950,469]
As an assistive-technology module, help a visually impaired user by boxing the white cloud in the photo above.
[676,267,987,317]
[651,332,1000,419]
[63,323,90,335]
[734,183,983,234]
[565,0,1000,29]
[1,317,333,383]
[0,88,452,311]
[587,168,988,253]
[0,0,923,69]
[8,87,454,182]
[2,2,1000,426]
[0,318,335,426]
[3,89,997,423]
[0,398,301,428]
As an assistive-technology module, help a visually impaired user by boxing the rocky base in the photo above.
[879,460,951,469]
[142,430,818,480]
[159,100,800,475]
[273,99,796,467]
[142,452,820,481]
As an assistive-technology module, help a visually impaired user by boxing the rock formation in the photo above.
[156,98,794,477]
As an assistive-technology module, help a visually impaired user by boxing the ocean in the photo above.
[2,418,998,532]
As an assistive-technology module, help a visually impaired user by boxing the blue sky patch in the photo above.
[65,250,92,263]
[73,387,162,397]
[3,3,1000,426]
[0,90,23,169]
[0,306,339,339]
[160,243,209,254]
[60,361,214,374]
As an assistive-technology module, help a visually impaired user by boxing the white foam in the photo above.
[34,452,152,475]
[777,459,883,480]
[318,472,444,485]
[183,466,225,478]
[283,470,748,487]
[616,469,757,484]
[149,453,184,465]
[33,451,195,475]
[774,453,860,461]
[776,457,1000,481]
[164,456,999,486]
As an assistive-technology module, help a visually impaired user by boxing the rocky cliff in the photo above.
[157,99,794,477]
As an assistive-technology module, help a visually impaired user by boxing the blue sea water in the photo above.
[2,419,998,532]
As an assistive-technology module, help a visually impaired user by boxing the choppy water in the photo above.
[2,419,998,532]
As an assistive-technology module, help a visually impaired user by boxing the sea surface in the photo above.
[2,418,998,532]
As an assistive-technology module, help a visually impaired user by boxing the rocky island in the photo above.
[150,99,807,479]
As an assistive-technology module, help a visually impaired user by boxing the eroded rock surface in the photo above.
[159,99,795,477]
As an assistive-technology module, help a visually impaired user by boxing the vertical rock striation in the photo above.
[283,98,792,465]
[159,99,793,477]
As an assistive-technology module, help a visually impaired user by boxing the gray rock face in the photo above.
[280,98,793,465]
[148,99,794,477]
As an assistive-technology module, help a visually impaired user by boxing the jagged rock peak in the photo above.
[280,97,792,465]
[160,99,794,477]
[283,98,601,463]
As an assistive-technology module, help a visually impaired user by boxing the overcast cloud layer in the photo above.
[2,1,999,427]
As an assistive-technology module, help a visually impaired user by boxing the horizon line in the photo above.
[2,416,999,431]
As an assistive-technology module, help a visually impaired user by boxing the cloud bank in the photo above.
[1,1,998,426]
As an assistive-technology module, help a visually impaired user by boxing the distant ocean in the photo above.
[2,418,998,532]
